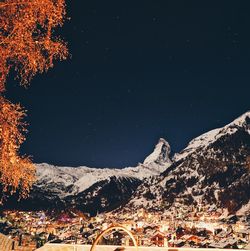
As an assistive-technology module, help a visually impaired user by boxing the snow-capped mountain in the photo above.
[174,111,250,162]
[5,112,250,216]
[6,138,172,215]
[123,112,250,215]
[143,138,172,167]
[33,137,172,200]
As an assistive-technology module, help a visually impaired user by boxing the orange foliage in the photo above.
[0,0,68,91]
[0,0,68,202]
[0,96,36,202]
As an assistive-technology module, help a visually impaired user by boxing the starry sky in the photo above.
[6,1,250,168]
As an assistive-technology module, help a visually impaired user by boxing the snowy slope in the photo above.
[124,111,250,215]
[35,137,172,198]
[8,138,172,213]
[174,111,250,162]
[6,112,250,215]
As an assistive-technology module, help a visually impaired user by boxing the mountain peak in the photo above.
[228,111,250,128]
[143,138,172,166]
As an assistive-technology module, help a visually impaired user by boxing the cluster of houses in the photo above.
[0,204,249,250]
[0,210,86,249]
[93,206,250,249]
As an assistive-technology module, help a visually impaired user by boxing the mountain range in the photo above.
[4,112,250,216]
[125,112,250,216]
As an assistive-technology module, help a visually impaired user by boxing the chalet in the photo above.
[151,231,168,247]
[209,238,238,249]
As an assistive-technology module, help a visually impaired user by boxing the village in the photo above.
[0,203,250,250]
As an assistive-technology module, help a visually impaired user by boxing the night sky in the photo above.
[5,1,250,168]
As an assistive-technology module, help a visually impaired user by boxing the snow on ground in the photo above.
[143,138,171,165]
[35,138,172,197]
[174,111,250,162]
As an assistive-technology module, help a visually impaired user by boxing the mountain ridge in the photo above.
[4,112,250,216]
[123,111,250,216]
[5,138,172,215]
